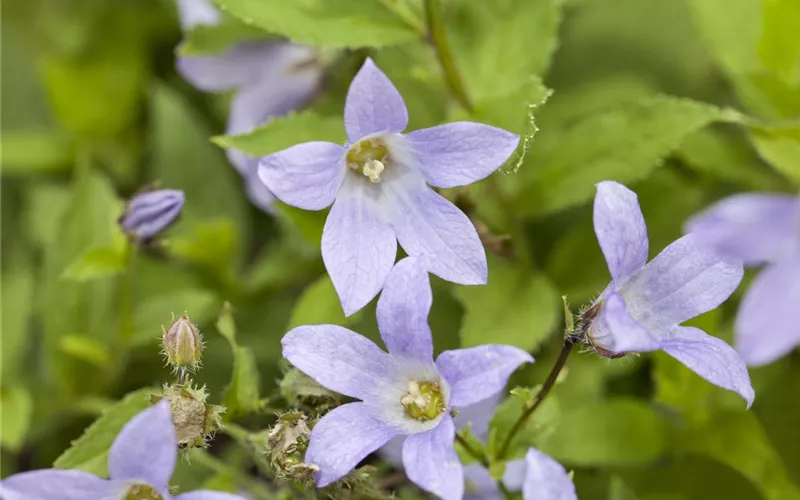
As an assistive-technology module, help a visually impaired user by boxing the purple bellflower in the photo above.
[281,256,533,500]
[687,193,800,366]
[175,0,322,212]
[0,401,244,500]
[585,181,754,407]
[119,189,185,241]
[259,58,520,315]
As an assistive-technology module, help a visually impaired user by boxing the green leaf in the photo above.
[212,110,346,158]
[59,335,112,368]
[0,386,33,452]
[279,368,336,401]
[486,389,560,459]
[212,0,422,48]
[61,246,128,282]
[609,476,639,500]
[1,251,34,380]
[24,182,73,249]
[54,388,154,475]
[514,95,736,216]
[758,0,800,85]
[169,218,238,271]
[454,255,560,351]
[288,275,361,329]
[538,398,667,466]
[0,129,73,175]
[216,304,262,419]
[749,127,800,184]
[131,288,219,346]
[178,19,272,56]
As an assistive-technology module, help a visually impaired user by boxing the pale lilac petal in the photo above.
[522,448,577,500]
[502,459,527,492]
[108,400,176,488]
[387,182,487,285]
[593,181,649,282]
[282,325,398,401]
[377,256,433,360]
[402,415,464,500]
[306,403,400,487]
[661,326,755,408]
[463,464,501,500]
[436,346,533,407]
[686,193,800,265]
[0,470,123,500]
[623,234,744,329]
[175,491,247,500]
[322,179,397,315]
[344,58,408,141]
[590,293,661,354]
[736,256,800,366]
[177,43,277,93]
[258,142,345,211]
[240,165,276,213]
[175,0,221,31]
[404,123,519,188]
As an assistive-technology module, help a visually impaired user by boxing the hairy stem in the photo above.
[497,336,577,459]
[424,0,473,113]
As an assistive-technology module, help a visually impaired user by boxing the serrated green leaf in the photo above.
[279,368,336,401]
[54,388,155,475]
[0,129,73,175]
[216,304,261,419]
[178,19,272,56]
[288,275,361,329]
[61,246,128,282]
[749,127,800,184]
[0,386,33,452]
[211,0,422,48]
[514,95,734,216]
[454,255,560,351]
[213,110,346,158]
[537,398,667,466]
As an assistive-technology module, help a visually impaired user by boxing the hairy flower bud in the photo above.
[119,189,185,242]
[162,313,203,371]
[151,384,225,449]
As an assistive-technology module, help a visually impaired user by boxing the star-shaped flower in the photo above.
[119,189,185,242]
[463,448,576,500]
[174,0,322,212]
[687,192,800,366]
[259,58,520,315]
[584,181,754,407]
[282,257,533,500]
[0,401,244,500]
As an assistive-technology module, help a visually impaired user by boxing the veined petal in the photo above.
[306,403,400,487]
[623,234,744,329]
[108,400,176,489]
[175,491,248,500]
[344,58,408,142]
[661,326,755,408]
[436,346,533,407]
[176,43,278,93]
[0,470,123,500]
[402,415,464,500]
[258,142,345,211]
[282,325,399,401]
[593,181,649,283]
[405,122,519,188]
[686,193,800,265]
[322,179,397,315]
[590,293,661,355]
[522,448,578,500]
[736,256,800,366]
[377,256,433,360]
[175,0,221,30]
[388,182,487,285]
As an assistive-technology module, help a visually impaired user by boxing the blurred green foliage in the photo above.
[2,0,800,498]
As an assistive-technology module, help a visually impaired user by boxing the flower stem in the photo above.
[424,0,473,113]
[497,336,577,459]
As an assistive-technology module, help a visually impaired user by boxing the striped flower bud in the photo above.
[119,189,185,241]
[162,313,203,372]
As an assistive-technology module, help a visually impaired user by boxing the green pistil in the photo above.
[124,484,164,500]
[346,138,389,182]
[402,381,446,422]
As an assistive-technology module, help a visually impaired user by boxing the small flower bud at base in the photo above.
[162,313,203,373]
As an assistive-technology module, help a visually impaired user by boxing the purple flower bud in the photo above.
[119,189,185,241]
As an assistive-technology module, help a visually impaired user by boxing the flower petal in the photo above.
[175,0,221,30]
[108,400,176,488]
[322,179,397,315]
[377,256,433,360]
[590,292,661,354]
[522,448,578,500]
[258,142,345,211]
[686,193,800,265]
[176,43,277,93]
[623,234,744,329]
[402,415,464,500]
[0,470,122,500]
[239,165,276,213]
[593,181,649,283]
[344,58,408,141]
[121,189,185,240]
[661,326,755,408]
[436,346,533,407]
[404,122,519,188]
[388,183,487,285]
[175,491,247,500]
[735,255,800,366]
[282,324,399,401]
[306,403,400,487]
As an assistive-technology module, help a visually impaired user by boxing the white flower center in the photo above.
[346,137,390,184]
[400,380,445,421]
